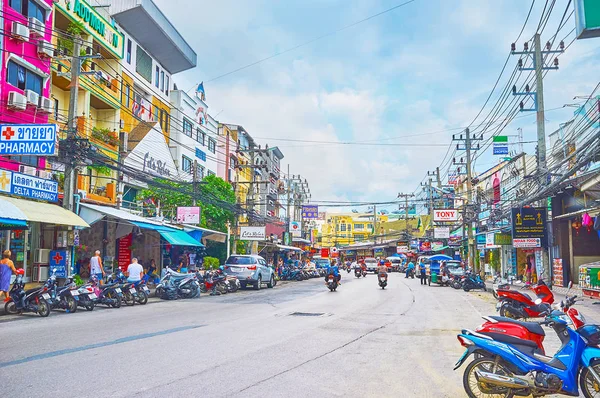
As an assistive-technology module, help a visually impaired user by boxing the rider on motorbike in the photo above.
[326,262,341,284]
[377,260,388,280]
[405,261,415,278]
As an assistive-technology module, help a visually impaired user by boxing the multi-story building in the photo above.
[0,0,54,173]
[320,212,388,248]
[258,147,284,220]
[169,90,218,182]
[217,123,237,183]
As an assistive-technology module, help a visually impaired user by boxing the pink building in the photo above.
[0,0,54,171]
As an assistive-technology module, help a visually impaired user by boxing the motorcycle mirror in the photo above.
[568,281,573,289]
[534,298,543,305]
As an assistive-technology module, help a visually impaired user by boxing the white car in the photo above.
[364,258,378,273]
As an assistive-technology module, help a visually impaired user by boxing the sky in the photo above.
[154,0,599,213]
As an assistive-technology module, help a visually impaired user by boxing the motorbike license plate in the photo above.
[89,293,97,300]
[42,293,50,300]
[115,288,122,293]
[129,288,137,294]
[143,286,150,292]
[70,290,79,296]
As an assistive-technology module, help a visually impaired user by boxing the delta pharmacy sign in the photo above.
[433,209,458,222]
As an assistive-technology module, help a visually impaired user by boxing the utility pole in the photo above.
[63,37,81,211]
[192,159,198,206]
[373,204,377,244]
[286,165,291,233]
[398,193,415,241]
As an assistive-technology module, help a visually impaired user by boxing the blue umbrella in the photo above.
[428,254,453,261]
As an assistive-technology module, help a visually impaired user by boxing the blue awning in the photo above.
[0,217,28,230]
[130,221,203,247]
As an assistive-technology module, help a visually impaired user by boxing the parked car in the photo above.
[446,260,464,277]
[223,255,275,290]
[385,257,403,272]
[364,258,378,273]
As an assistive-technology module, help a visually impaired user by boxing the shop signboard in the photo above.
[485,233,497,248]
[0,168,59,202]
[49,250,68,278]
[396,242,409,253]
[476,234,486,249]
[289,221,301,237]
[419,241,432,252]
[495,233,512,246]
[0,124,57,156]
[431,241,444,252]
[511,207,547,247]
[410,240,419,249]
[301,205,319,219]
[433,209,458,222]
[118,234,132,271]
[513,238,541,248]
[346,250,357,256]
[283,232,291,246]
[240,226,266,241]
[176,207,200,224]
[330,247,339,258]
[575,0,600,39]
[374,247,385,257]
[434,227,450,239]
[321,248,330,258]
[553,259,564,287]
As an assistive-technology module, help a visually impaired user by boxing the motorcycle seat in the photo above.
[479,331,540,349]
[488,316,545,336]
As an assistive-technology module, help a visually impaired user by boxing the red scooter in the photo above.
[496,279,554,319]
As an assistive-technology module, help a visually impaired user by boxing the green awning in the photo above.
[160,230,204,247]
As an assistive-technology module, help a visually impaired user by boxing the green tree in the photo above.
[137,175,236,232]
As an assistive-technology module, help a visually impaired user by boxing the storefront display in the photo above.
[580,262,600,298]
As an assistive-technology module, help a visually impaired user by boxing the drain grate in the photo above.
[289,312,326,317]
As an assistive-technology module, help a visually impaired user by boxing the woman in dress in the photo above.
[0,249,17,300]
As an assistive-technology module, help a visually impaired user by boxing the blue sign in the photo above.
[493,144,509,155]
[195,148,206,161]
[49,250,67,278]
[0,124,57,156]
[0,168,59,202]
[302,205,319,219]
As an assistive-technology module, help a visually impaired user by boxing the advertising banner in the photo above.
[433,209,458,222]
[176,206,200,224]
[434,227,450,239]
[289,221,301,236]
[553,259,564,287]
[396,242,409,253]
[511,207,547,248]
[301,205,319,219]
[49,250,68,278]
[117,233,132,271]
[419,241,432,252]
[374,247,385,257]
[321,248,330,258]
[431,241,445,252]
[240,226,266,241]
[331,247,339,258]
[0,124,57,156]
[0,168,59,202]
[513,238,541,248]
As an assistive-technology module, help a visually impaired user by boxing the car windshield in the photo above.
[226,256,256,265]
[315,259,330,266]
[365,259,377,263]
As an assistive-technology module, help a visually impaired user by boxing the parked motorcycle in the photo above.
[109,270,141,306]
[406,268,415,279]
[378,272,388,290]
[46,272,79,313]
[89,274,122,308]
[157,268,200,299]
[326,274,338,292]
[75,283,96,311]
[462,272,486,292]
[496,279,554,319]
[4,268,51,317]
[455,310,600,398]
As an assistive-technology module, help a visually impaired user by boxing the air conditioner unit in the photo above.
[38,96,54,114]
[19,165,36,176]
[28,17,45,37]
[8,91,27,110]
[11,21,29,41]
[34,248,51,264]
[26,90,40,106]
[36,169,50,179]
[37,39,54,58]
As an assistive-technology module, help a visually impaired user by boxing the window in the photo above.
[165,75,169,95]
[6,155,37,167]
[160,71,165,92]
[208,138,216,153]
[340,224,346,232]
[182,155,193,174]
[183,118,193,137]
[196,165,205,180]
[152,105,159,122]
[196,128,205,145]
[354,224,364,230]
[207,170,215,177]
[6,61,43,95]
[53,98,59,120]
[125,85,131,107]
[136,45,152,83]
[154,66,159,88]
[367,224,373,230]
[159,109,169,133]
[229,155,237,169]
[126,39,132,64]
[10,0,44,21]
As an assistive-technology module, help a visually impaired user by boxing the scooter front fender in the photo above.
[581,347,600,367]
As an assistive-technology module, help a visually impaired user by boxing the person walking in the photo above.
[0,250,17,300]
[89,250,105,285]
[419,260,427,285]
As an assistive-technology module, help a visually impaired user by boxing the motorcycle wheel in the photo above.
[4,299,18,315]
[85,302,94,311]
[37,298,50,317]
[462,357,515,398]
[66,296,77,313]
[200,284,207,293]
[123,291,135,306]
[463,285,470,292]
[111,294,122,308]
[155,286,163,298]
[499,305,519,319]
[579,360,600,398]
[137,290,148,305]
[452,281,462,290]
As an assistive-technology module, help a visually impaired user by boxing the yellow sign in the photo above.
[55,0,124,59]
[0,170,11,191]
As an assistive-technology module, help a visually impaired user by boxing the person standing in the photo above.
[126,258,144,282]
[89,250,105,285]
[0,250,17,300]
[525,257,533,284]
[419,260,427,285]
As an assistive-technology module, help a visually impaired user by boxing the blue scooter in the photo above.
[455,309,600,397]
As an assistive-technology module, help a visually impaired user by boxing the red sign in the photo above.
[118,233,132,271]
[331,247,339,258]
[433,209,458,222]
[321,248,330,258]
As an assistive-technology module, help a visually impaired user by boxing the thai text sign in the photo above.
[511,207,547,247]
[49,250,68,278]
[433,209,458,222]
[177,207,200,224]
[301,205,319,219]
[0,124,57,156]
[240,226,266,241]
[434,227,450,239]
[0,168,58,202]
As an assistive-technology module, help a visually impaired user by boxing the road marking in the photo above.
[0,325,203,369]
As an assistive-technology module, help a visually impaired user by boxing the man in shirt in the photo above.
[89,250,105,285]
[126,258,144,282]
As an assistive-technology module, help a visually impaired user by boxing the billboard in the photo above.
[0,168,58,202]
[301,205,319,219]
[434,227,450,239]
[177,207,200,224]
[433,209,458,222]
[240,226,266,241]
[511,207,547,248]
[289,221,301,236]
[0,124,57,156]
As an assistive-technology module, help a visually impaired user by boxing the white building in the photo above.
[169,90,218,181]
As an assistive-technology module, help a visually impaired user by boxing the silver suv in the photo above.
[223,255,275,290]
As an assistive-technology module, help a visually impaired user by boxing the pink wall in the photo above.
[1,1,53,170]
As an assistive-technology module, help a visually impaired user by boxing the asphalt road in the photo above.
[0,273,563,397]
